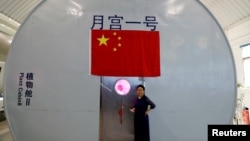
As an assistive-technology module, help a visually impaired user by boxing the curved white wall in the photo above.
[3,0,236,141]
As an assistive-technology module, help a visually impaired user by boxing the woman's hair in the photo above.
[136,84,145,91]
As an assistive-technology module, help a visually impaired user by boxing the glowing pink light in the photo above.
[115,79,131,95]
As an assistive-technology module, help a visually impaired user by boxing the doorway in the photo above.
[99,77,142,141]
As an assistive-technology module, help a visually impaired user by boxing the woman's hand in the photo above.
[145,109,151,115]
[130,108,135,113]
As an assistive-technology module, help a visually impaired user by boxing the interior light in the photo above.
[114,79,131,95]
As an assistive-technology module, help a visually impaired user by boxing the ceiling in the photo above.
[0,0,250,43]
[201,0,250,30]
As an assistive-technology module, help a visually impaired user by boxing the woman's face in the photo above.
[136,87,144,97]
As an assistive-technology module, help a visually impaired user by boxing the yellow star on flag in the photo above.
[97,34,109,46]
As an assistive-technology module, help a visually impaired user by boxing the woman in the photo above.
[130,84,156,141]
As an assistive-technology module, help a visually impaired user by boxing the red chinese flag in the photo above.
[91,29,160,76]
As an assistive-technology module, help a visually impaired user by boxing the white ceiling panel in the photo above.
[200,0,250,30]
[0,0,41,24]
